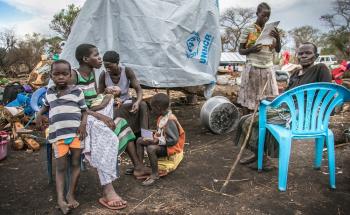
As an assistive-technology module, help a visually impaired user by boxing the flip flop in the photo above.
[142,177,159,186]
[98,198,127,210]
[125,167,134,175]
[135,171,167,180]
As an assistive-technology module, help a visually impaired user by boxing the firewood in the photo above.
[23,137,40,151]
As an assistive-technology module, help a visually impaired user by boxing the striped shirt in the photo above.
[75,70,98,108]
[44,86,87,143]
[240,24,275,69]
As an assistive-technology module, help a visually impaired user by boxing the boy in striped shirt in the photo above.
[36,59,88,214]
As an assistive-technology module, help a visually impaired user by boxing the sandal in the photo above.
[125,167,134,175]
[142,176,159,186]
[98,198,127,210]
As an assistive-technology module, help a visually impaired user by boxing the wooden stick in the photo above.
[127,189,159,215]
[201,186,236,198]
[219,81,269,193]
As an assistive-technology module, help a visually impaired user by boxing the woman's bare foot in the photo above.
[66,192,79,209]
[57,200,71,214]
[103,183,127,208]
[133,166,151,177]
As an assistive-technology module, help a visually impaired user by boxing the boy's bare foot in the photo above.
[57,200,71,214]
[102,184,127,208]
[66,192,79,209]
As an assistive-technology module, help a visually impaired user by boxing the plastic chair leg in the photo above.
[326,133,336,189]
[278,137,292,191]
[257,127,267,171]
[80,154,85,171]
[314,137,325,169]
[46,141,53,184]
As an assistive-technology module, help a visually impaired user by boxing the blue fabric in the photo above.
[64,137,74,145]
[6,93,34,115]
[258,83,350,191]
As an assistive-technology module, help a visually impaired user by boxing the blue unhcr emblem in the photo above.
[186,32,201,58]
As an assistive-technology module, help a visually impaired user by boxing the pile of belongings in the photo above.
[27,55,51,90]
[0,82,47,152]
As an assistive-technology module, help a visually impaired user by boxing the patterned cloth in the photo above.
[82,99,120,186]
[114,117,136,155]
[44,86,87,143]
[240,24,276,69]
[238,64,279,110]
[235,109,290,158]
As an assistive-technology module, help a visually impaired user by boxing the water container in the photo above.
[0,131,9,160]
[200,96,239,134]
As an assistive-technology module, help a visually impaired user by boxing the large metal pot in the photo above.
[200,96,239,134]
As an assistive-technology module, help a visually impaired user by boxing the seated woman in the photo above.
[71,44,149,210]
[98,51,149,135]
[237,42,332,169]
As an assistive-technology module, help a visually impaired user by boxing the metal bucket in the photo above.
[200,96,239,134]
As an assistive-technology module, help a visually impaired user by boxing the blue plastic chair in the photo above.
[258,83,350,191]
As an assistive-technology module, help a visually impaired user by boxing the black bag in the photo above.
[2,82,24,105]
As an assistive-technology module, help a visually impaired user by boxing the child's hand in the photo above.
[77,122,87,140]
[114,98,123,108]
[153,136,160,144]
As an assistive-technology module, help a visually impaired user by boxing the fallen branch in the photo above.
[188,137,231,153]
[219,81,269,193]
[201,186,236,198]
[213,178,249,183]
[127,189,159,215]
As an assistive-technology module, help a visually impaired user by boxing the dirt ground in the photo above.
[1,98,350,215]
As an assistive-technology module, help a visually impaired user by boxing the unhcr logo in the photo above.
[186,32,201,59]
[199,33,213,64]
[185,31,213,65]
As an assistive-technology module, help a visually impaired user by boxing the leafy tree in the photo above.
[289,26,320,48]
[50,4,81,40]
[320,0,350,58]
[0,30,45,77]
[0,29,18,76]
[15,33,45,72]
[220,7,255,52]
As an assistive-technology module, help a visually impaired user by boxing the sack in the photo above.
[2,82,24,105]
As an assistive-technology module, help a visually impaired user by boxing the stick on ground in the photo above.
[219,81,269,193]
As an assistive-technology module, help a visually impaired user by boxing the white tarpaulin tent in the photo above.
[220,52,246,64]
[60,0,221,88]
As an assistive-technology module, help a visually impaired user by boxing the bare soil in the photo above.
[1,99,350,215]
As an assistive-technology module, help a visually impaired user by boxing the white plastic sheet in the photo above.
[60,0,221,88]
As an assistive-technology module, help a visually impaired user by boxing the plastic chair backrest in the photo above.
[268,83,350,135]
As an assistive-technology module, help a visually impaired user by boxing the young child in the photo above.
[36,60,88,214]
[136,93,185,186]
[237,2,281,114]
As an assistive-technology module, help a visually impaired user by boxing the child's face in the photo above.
[103,62,118,74]
[51,63,71,88]
[151,103,163,115]
[256,8,270,26]
[85,47,103,69]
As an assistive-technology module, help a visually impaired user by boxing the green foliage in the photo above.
[49,4,81,40]
[289,26,320,48]
[320,0,350,59]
